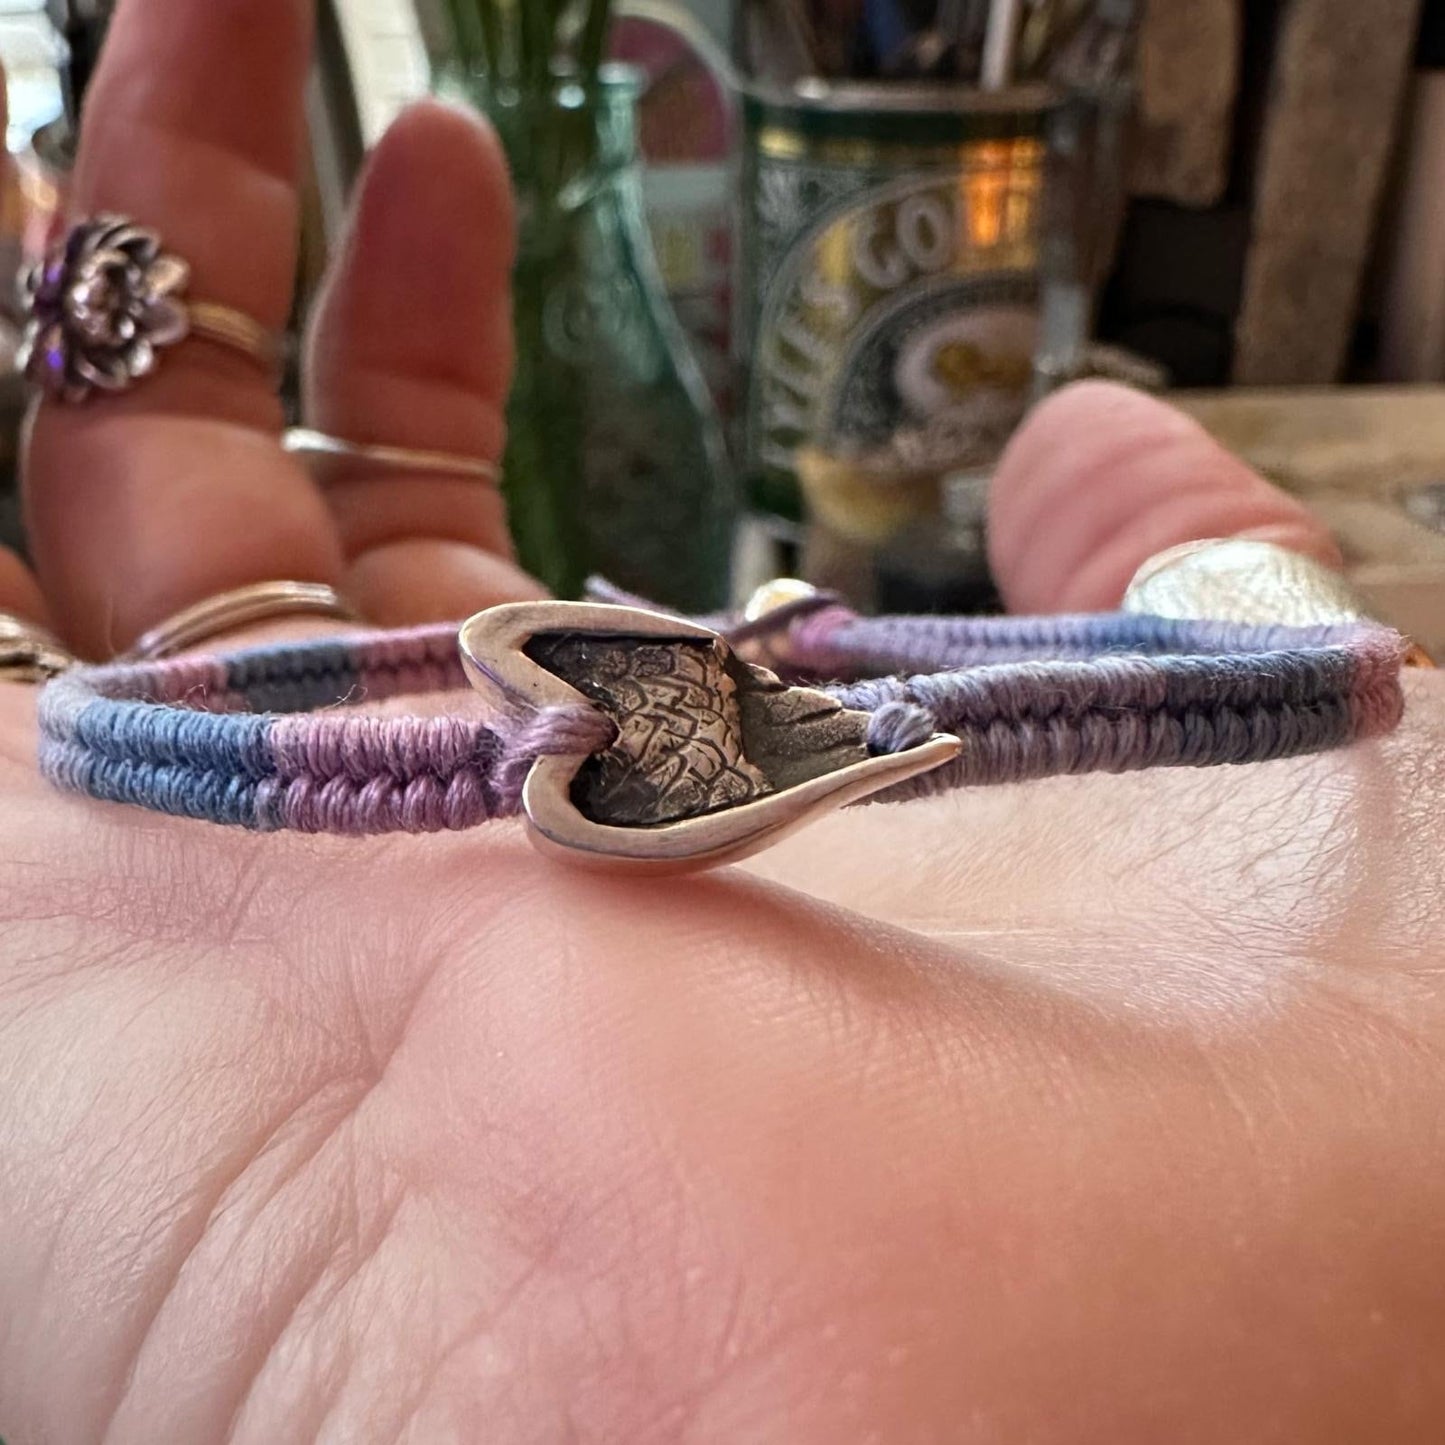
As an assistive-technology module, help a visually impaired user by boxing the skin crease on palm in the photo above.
[1,3,1444,1442]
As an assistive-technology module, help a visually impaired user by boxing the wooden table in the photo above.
[1176,387,1445,656]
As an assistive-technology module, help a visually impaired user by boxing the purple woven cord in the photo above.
[36,605,1409,834]
[783,606,1378,677]
[824,618,1404,798]
[38,628,615,833]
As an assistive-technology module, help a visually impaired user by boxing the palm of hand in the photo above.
[5,665,1444,1441]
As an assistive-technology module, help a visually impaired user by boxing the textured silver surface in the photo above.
[22,216,190,402]
[1123,538,1369,626]
[459,599,961,872]
[0,614,71,684]
[527,632,872,828]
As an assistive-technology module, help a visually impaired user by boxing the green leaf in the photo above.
[441,0,483,68]
[476,0,503,75]
[517,0,550,86]
[577,0,612,80]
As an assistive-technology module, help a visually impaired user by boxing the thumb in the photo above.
[988,382,1343,614]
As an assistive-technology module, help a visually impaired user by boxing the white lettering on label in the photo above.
[751,181,983,463]
[798,268,859,328]
[762,339,816,399]
[774,311,834,369]
[847,189,961,293]
[850,210,911,291]
[897,193,953,273]
[763,389,810,435]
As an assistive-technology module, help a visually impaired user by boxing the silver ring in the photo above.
[0,612,72,683]
[21,216,282,403]
[1124,538,1368,627]
[127,581,359,662]
[1123,538,1435,668]
[283,428,500,484]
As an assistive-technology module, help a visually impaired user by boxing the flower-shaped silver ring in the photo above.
[20,216,282,403]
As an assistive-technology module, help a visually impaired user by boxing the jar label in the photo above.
[741,132,1045,508]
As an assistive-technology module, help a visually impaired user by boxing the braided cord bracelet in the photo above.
[36,594,1406,871]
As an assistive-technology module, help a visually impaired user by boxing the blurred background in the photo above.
[1,0,1444,647]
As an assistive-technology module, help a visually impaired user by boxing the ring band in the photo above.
[22,216,281,403]
[182,301,283,371]
[0,612,72,683]
[283,428,500,484]
[127,582,360,662]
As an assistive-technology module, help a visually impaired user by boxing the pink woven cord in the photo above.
[269,711,493,784]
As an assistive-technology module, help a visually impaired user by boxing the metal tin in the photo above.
[737,80,1060,534]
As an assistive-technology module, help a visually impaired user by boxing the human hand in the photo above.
[2,3,1443,1441]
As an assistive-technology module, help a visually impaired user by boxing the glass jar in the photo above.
[733,79,1109,610]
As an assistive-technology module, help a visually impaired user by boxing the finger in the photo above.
[304,101,544,626]
[0,57,51,636]
[23,0,343,657]
[988,382,1343,614]
[0,548,49,625]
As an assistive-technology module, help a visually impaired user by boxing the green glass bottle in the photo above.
[446,68,736,611]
